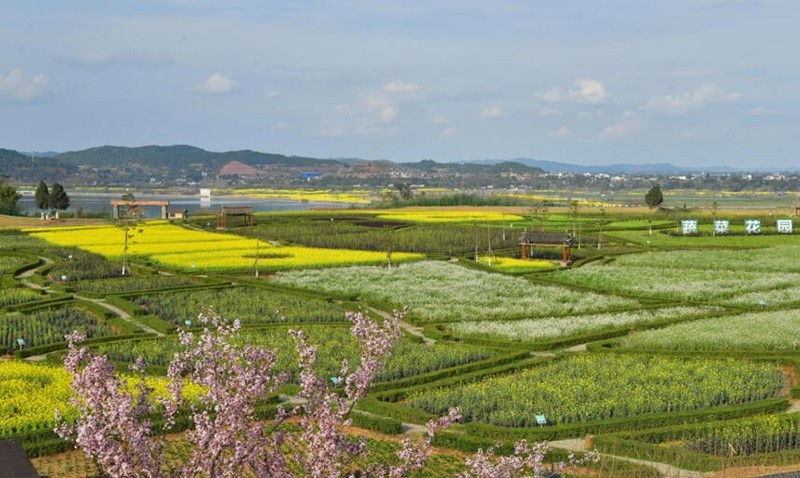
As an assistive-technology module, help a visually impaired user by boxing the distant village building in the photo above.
[218,161,264,177]
[111,200,169,220]
[167,208,189,220]
[199,188,212,198]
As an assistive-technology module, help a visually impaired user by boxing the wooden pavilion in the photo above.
[519,231,573,266]
[217,206,254,228]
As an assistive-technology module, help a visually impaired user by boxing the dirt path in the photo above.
[550,438,708,478]
[367,306,436,345]
[13,255,165,338]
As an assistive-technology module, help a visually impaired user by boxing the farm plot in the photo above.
[132,287,346,325]
[449,306,723,343]
[241,220,521,255]
[375,211,524,223]
[68,275,198,295]
[0,305,116,352]
[611,247,800,273]
[0,288,45,309]
[408,354,785,427]
[274,261,638,322]
[476,256,557,273]
[95,325,496,383]
[0,255,29,275]
[616,309,800,352]
[547,264,800,301]
[0,361,201,439]
[28,222,422,271]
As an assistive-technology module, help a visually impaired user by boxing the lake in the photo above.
[17,192,346,218]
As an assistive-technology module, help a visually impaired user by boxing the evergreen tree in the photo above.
[644,185,664,235]
[49,182,71,218]
[644,185,664,209]
[0,176,21,215]
[34,180,50,218]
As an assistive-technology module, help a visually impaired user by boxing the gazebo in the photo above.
[519,231,572,266]
[217,206,254,228]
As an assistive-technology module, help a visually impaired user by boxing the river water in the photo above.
[17,192,346,218]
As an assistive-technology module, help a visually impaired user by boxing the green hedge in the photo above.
[136,314,176,334]
[13,332,154,358]
[374,355,558,403]
[370,350,531,392]
[351,411,403,435]
[594,435,724,472]
[458,398,788,442]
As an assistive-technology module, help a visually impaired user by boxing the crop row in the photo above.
[68,275,197,295]
[616,309,800,352]
[29,222,423,271]
[448,306,723,343]
[132,287,345,325]
[407,354,784,427]
[0,305,115,352]
[0,288,45,309]
[94,325,496,383]
[275,261,639,322]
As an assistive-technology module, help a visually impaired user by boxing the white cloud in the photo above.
[600,119,645,140]
[577,110,604,118]
[548,126,572,137]
[441,126,457,137]
[382,80,421,93]
[272,121,289,130]
[0,69,49,101]
[642,85,741,116]
[539,78,608,105]
[749,106,772,116]
[480,106,503,118]
[431,115,451,125]
[264,90,280,98]
[199,72,235,93]
[538,107,562,116]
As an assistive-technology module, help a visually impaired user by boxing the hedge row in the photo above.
[14,332,155,358]
[594,435,724,472]
[370,350,532,392]
[458,398,788,443]
[350,411,403,435]
[373,355,558,403]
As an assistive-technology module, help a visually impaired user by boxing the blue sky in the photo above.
[1,0,797,168]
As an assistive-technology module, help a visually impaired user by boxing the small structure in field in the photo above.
[519,231,572,266]
[167,208,189,220]
[0,439,40,477]
[111,200,169,220]
[218,205,254,228]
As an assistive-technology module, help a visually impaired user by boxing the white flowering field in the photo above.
[275,261,639,322]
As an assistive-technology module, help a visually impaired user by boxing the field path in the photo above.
[367,306,436,345]
[550,438,708,478]
[75,294,166,337]
[13,255,166,337]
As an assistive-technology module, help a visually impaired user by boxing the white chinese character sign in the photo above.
[681,220,698,235]
[745,219,761,234]
[713,220,730,235]
[777,219,793,234]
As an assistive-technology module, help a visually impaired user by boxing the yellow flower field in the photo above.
[376,211,524,223]
[0,361,201,437]
[477,256,558,272]
[28,222,423,271]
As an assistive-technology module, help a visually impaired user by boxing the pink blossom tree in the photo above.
[57,308,595,477]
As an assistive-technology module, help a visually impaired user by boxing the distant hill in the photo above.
[53,145,544,175]
[515,158,740,174]
[55,145,338,172]
[474,158,741,174]
[0,148,75,182]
